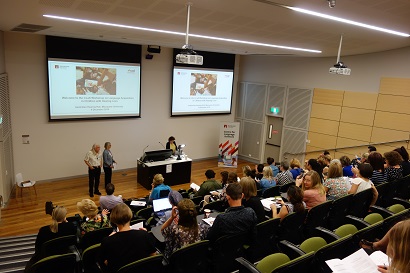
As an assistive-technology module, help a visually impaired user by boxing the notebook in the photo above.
[153,198,172,212]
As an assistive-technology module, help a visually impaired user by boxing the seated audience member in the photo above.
[323,160,350,200]
[297,170,326,210]
[368,145,377,153]
[161,199,208,259]
[100,203,156,273]
[77,199,111,236]
[384,151,403,182]
[322,166,329,180]
[206,183,257,243]
[241,177,265,223]
[25,206,77,272]
[267,157,279,177]
[276,161,294,186]
[195,169,223,197]
[289,158,303,180]
[368,152,387,185]
[252,164,264,184]
[306,159,324,182]
[361,220,410,273]
[317,154,332,168]
[242,165,255,179]
[210,171,238,202]
[258,166,276,193]
[156,190,183,226]
[360,152,369,164]
[340,155,354,177]
[99,183,123,211]
[149,174,172,202]
[394,146,410,177]
[349,163,378,206]
[220,171,229,187]
[270,185,306,220]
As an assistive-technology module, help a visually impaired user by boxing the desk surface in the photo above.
[151,212,219,243]
[139,157,192,167]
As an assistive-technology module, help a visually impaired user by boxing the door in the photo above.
[264,116,283,162]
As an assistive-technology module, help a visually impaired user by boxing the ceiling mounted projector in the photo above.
[176,3,203,65]
[329,34,351,75]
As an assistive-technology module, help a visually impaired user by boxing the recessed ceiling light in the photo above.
[43,14,322,53]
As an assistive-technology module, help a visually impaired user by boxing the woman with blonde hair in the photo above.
[289,158,303,180]
[77,199,110,236]
[298,171,326,209]
[149,173,171,202]
[241,177,265,222]
[323,160,350,200]
[162,199,208,259]
[258,166,276,193]
[25,206,77,272]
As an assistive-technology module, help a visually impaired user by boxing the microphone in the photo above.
[143,145,149,154]
[159,142,165,149]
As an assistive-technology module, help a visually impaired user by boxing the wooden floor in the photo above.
[0,158,254,237]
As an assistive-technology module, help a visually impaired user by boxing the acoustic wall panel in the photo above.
[281,128,307,163]
[309,118,339,136]
[312,88,344,106]
[244,83,266,122]
[310,103,342,121]
[236,82,246,119]
[376,94,410,115]
[336,137,369,149]
[373,111,410,131]
[370,127,409,143]
[340,107,375,126]
[338,123,372,142]
[343,91,378,110]
[242,121,263,159]
[284,88,312,130]
[0,74,11,138]
[379,77,410,96]
[308,132,337,149]
[266,85,286,117]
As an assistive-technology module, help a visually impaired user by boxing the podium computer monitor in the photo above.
[142,149,173,162]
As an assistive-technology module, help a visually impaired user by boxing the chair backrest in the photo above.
[169,240,210,273]
[159,189,170,198]
[136,206,154,220]
[279,182,295,193]
[393,174,410,200]
[375,182,390,207]
[334,224,358,238]
[40,235,77,258]
[262,185,281,198]
[81,227,113,251]
[211,233,247,273]
[256,253,290,273]
[203,200,225,212]
[279,210,308,244]
[363,213,384,225]
[382,209,410,235]
[191,196,204,206]
[246,218,281,263]
[312,235,359,273]
[31,253,77,273]
[272,252,315,273]
[299,237,327,254]
[348,188,374,218]
[82,243,101,273]
[236,257,262,273]
[327,194,354,230]
[304,200,333,237]
[353,221,384,246]
[388,204,406,214]
[117,254,164,273]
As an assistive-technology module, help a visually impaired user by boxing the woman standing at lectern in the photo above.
[166,136,177,155]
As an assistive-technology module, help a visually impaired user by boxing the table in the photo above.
[137,157,192,190]
[151,212,219,243]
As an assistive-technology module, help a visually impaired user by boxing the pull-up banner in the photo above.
[218,122,240,168]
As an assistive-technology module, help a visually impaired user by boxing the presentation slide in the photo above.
[48,59,141,119]
[172,67,234,116]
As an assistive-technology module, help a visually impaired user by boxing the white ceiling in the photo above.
[0,0,409,57]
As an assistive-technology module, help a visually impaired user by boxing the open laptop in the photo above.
[153,198,172,212]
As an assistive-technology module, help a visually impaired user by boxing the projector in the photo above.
[329,62,351,75]
[176,54,203,65]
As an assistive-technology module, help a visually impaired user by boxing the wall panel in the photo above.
[373,111,410,131]
[343,91,378,110]
[309,118,339,136]
[340,107,375,126]
[308,132,337,149]
[379,77,410,96]
[338,123,372,141]
[376,94,410,115]
[310,103,341,121]
[312,88,344,106]
[370,127,409,143]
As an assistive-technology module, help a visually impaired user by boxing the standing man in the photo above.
[84,144,102,197]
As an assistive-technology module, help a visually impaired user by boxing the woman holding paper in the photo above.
[161,199,208,259]
[103,142,116,186]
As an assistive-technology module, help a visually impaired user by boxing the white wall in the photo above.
[4,32,238,181]
[0,31,5,73]
[239,47,410,93]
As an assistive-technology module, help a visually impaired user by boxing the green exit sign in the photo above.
[270,107,280,114]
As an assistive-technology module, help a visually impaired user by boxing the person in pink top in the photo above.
[297,170,326,209]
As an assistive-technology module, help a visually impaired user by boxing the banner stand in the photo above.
[218,122,240,168]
